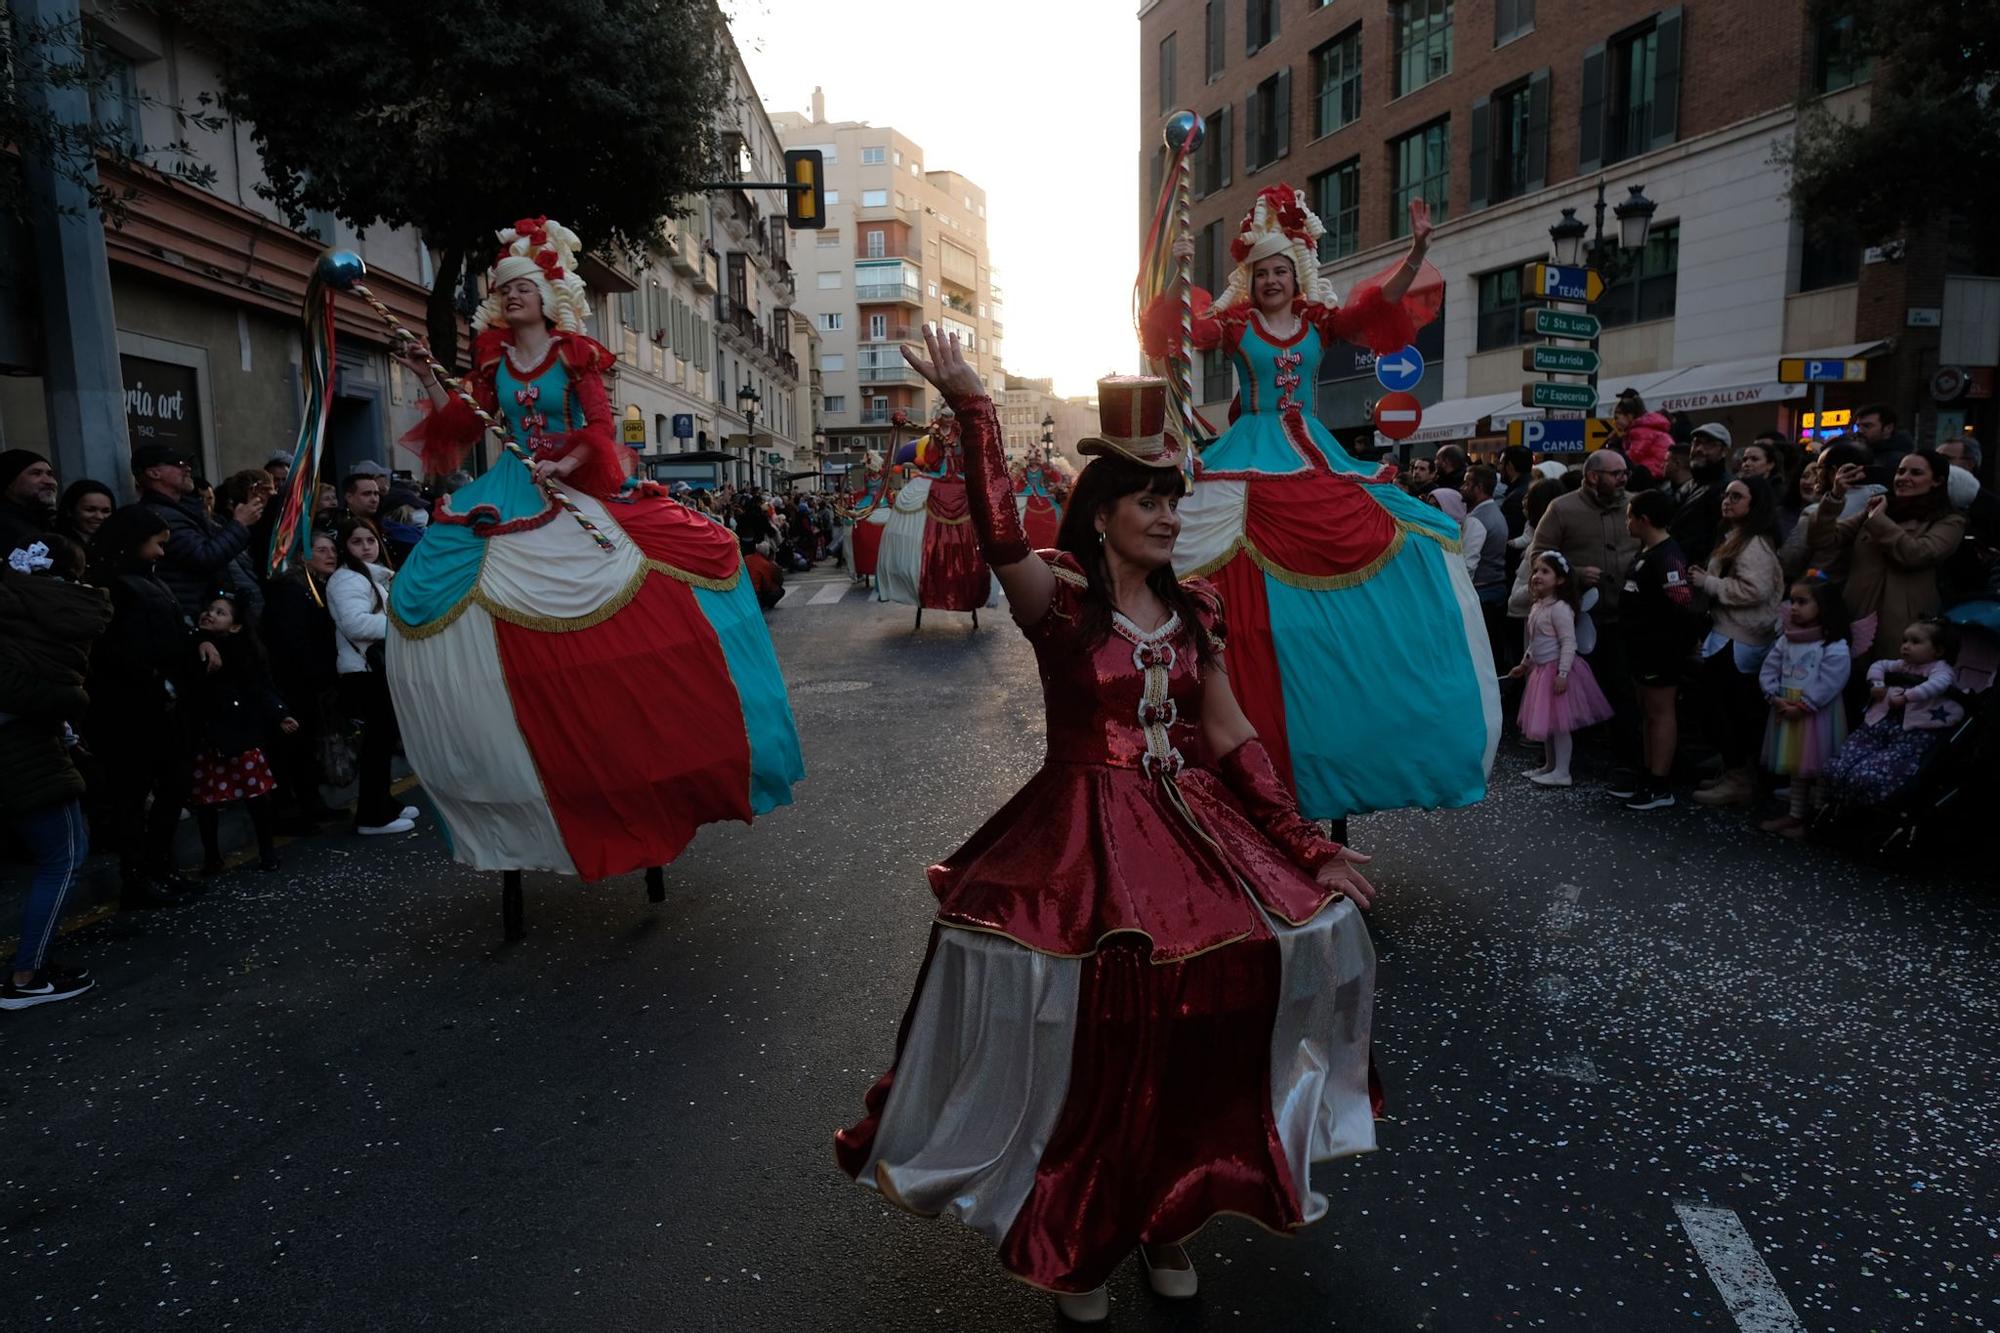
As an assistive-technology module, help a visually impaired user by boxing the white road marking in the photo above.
[808,582,849,605]
[1674,1203,1805,1333]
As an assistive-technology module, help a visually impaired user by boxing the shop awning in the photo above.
[1396,391,1521,444]
[1489,341,1888,424]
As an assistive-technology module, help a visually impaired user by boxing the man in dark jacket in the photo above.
[1669,423,1731,566]
[1855,404,1913,488]
[0,449,58,554]
[0,559,112,1008]
[133,444,266,618]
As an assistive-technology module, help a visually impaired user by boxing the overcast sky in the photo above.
[729,0,1142,397]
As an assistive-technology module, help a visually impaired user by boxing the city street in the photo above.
[3,571,1995,1332]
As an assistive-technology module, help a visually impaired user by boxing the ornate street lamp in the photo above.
[736,384,761,488]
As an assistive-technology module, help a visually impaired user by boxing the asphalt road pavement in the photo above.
[3,571,1995,1331]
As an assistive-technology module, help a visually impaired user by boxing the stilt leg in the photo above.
[503,869,524,941]
[913,607,923,631]
[971,608,979,629]
[646,865,666,903]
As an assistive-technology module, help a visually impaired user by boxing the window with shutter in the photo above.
[1650,8,1682,151]
[1159,33,1177,113]
[1468,96,1490,212]
[1526,69,1550,192]
[1206,0,1225,80]
[1577,42,1606,172]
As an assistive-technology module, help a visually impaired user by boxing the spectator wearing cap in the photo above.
[263,450,293,495]
[0,449,59,553]
[1670,423,1731,565]
[133,444,266,619]
[378,485,427,565]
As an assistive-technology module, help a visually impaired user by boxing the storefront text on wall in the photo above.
[120,355,204,454]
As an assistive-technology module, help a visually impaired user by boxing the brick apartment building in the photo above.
[1136,0,1999,456]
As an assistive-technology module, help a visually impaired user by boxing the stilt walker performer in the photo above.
[275,219,804,885]
[1140,132,1499,821]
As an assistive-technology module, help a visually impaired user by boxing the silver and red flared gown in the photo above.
[836,549,1378,1294]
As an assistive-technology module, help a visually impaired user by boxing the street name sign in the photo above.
[1506,418,1613,454]
[1374,345,1425,393]
[1373,391,1423,440]
[1521,381,1599,411]
[1523,345,1602,375]
[1524,263,1605,303]
[1778,357,1868,384]
[1524,308,1602,340]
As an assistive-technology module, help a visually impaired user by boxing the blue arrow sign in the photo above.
[1374,344,1425,393]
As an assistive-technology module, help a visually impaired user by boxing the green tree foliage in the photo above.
[179,0,731,361]
[1785,0,2000,244]
[1,11,221,221]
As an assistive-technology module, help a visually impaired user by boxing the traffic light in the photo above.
[784,149,825,230]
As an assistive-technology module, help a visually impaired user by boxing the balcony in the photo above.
[856,240,922,261]
[859,365,921,384]
[862,324,917,343]
[692,246,718,295]
[668,231,699,277]
[856,282,924,306]
[859,408,897,425]
[857,203,921,227]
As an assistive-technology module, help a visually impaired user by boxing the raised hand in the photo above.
[902,324,986,401]
[1407,198,1434,255]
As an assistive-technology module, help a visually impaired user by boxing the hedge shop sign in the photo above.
[121,356,203,454]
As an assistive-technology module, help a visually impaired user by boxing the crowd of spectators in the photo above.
[1396,396,1992,828]
[0,446,855,1010]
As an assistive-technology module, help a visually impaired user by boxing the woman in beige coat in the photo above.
[1690,477,1786,806]
[1808,448,1965,665]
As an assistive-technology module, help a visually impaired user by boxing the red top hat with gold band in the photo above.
[1077,376,1185,470]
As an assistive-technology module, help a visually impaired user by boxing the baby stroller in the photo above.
[1810,598,2000,860]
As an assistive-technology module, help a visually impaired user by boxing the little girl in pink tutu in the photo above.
[1508,551,1615,787]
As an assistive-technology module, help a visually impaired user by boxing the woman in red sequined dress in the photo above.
[836,328,1381,1322]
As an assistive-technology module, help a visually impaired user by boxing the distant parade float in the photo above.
[273,220,803,936]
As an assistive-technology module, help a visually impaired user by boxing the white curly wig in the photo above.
[471,217,592,335]
[1209,186,1338,314]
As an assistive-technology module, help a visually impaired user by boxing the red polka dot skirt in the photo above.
[190,747,278,807]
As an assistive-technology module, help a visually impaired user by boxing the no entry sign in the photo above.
[1373,391,1423,441]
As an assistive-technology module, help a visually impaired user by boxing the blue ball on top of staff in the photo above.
[314,247,367,291]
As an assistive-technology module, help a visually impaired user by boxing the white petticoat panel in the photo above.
[1172,478,1248,573]
[385,601,576,874]
[858,903,1377,1242]
[474,488,647,623]
[876,475,930,609]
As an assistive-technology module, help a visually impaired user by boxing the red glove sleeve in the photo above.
[1214,736,1344,873]
[949,393,1030,566]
